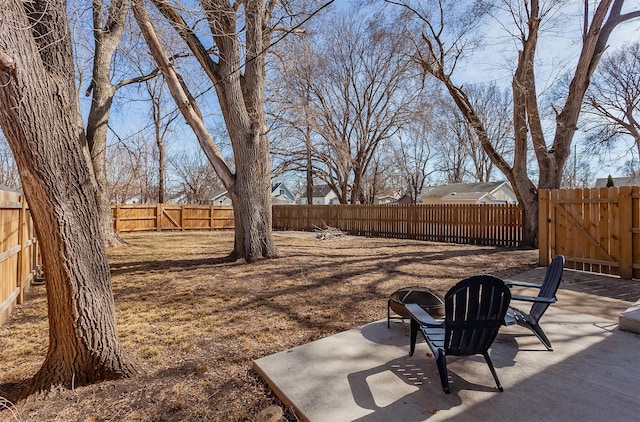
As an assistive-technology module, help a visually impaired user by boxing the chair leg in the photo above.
[409,318,419,356]
[435,350,450,394]
[531,323,553,351]
[483,352,503,392]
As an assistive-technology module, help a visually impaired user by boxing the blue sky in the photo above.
[97,0,640,186]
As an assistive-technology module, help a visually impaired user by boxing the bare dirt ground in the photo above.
[0,231,538,421]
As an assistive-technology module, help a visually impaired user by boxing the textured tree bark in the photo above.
[136,0,278,261]
[0,0,138,395]
[85,0,130,248]
[411,0,639,248]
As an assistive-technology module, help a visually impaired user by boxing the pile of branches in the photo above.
[313,224,345,240]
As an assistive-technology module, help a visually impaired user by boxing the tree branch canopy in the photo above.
[132,0,235,189]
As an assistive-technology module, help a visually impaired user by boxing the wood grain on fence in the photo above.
[0,188,39,325]
[539,187,639,279]
[111,203,522,246]
[112,204,234,232]
[272,203,522,247]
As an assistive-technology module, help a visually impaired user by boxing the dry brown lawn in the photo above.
[0,231,537,421]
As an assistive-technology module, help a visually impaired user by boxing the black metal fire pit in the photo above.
[387,286,445,327]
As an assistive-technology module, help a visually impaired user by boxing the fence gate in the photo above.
[539,187,639,279]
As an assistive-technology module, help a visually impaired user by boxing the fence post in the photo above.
[114,204,121,233]
[156,203,162,231]
[538,189,550,266]
[619,186,633,279]
[17,195,26,304]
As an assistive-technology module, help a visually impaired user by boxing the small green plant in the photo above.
[606,175,615,187]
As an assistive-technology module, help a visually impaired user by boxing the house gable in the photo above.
[209,190,232,206]
[422,182,517,204]
[271,182,296,204]
[300,184,339,205]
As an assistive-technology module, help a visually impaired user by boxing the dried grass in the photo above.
[0,231,537,421]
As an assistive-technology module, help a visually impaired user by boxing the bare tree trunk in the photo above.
[305,124,314,205]
[0,0,138,395]
[149,82,168,203]
[133,0,277,261]
[84,0,130,248]
[441,78,539,247]
[157,132,165,203]
[406,0,639,248]
[222,0,277,260]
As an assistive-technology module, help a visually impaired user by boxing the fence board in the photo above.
[272,203,523,247]
[112,204,522,247]
[1,188,39,325]
[540,187,640,280]
[112,204,234,232]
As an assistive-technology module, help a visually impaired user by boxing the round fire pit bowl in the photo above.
[387,286,445,327]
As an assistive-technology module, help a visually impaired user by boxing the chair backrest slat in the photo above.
[531,255,565,321]
[444,275,511,356]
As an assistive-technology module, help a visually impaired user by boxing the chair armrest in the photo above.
[404,303,443,327]
[504,279,543,289]
[503,313,516,326]
[510,294,557,303]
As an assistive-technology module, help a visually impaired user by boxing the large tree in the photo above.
[583,41,640,165]
[0,0,137,395]
[392,0,640,247]
[272,10,422,204]
[132,0,278,261]
[84,0,163,247]
[269,34,317,204]
[389,102,439,202]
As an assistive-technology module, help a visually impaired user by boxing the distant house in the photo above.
[207,182,296,206]
[420,181,518,205]
[392,194,419,205]
[165,192,189,204]
[299,184,340,205]
[594,176,640,188]
[376,194,401,204]
[209,189,233,206]
[271,182,296,205]
[121,194,149,205]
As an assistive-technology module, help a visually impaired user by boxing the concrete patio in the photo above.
[254,269,640,421]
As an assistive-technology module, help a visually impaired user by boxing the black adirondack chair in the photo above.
[504,255,564,351]
[405,275,511,394]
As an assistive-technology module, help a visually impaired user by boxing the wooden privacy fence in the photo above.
[112,203,522,246]
[272,204,523,247]
[0,188,39,325]
[539,187,640,279]
[112,204,235,232]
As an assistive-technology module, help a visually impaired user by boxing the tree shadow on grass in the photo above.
[109,255,236,276]
[0,380,29,402]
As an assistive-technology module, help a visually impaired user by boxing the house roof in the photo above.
[440,192,493,202]
[301,184,333,198]
[594,177,640,188]
[209,189,230,200]
[271,182,284,193]
[423,182,509,198]
[209,184,294,202]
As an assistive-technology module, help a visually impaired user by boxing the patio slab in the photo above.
[254,306,640,421]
